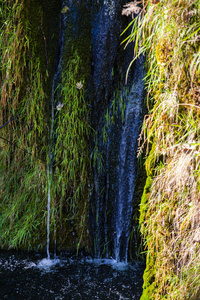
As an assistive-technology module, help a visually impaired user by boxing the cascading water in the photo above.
[90,0,145,262]
[45,4,64,259]
[41,0,145,262]
[0,1,146,299]
[92,58,145,262]
[43,0,144,263]
[90,0,127,259]
[114,58,145,262]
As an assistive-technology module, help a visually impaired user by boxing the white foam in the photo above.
[37,258,60,270]
[24,262,37,269]
[86,258,129,271]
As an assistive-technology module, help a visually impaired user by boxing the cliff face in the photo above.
[1,1,200,296]
[0,0,139,258]
[124,0,200,298]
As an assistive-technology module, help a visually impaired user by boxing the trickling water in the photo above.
[47,164,51,260]
[114,58,145,262]
[104,137,110,258]
[46,77,56,259]
[104,0,116,18]
[45,0,145,263]
[90,0,145,260]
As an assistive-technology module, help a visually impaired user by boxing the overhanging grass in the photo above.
[122,0,200,299]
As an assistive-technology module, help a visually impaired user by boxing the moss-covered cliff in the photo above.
[1,1,200,297]
[123,0,200,298]
[0,0,91,252]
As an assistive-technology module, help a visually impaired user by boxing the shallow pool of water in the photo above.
[0,251,144,299]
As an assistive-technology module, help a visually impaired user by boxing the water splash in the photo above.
[37,258,60,272]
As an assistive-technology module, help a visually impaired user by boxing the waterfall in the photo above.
[93,58,145,262]
[90,0,145,261]
[44,0,145,260]
[114,58,145,262]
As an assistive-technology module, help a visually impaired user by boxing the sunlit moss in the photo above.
[123,0,200,298]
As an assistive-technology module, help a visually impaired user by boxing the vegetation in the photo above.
[2,4,199,298]
[54,52,92,252]
[0,0,91,252]
[0,0,48,250]
[122,0,200,298]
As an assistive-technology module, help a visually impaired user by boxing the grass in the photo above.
[0,0,48,250]
[122,0,200,299]
[55,51,92,251]
[0,1,92,253]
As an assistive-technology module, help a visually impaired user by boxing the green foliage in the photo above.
[0,1,92,253]
[122,0,200,298]
[101,87,128,145]
[139,175,153,227]
[0,160,47,249]
[54,52,91,250]
[0,0,48,250]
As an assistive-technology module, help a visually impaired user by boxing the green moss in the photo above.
[139,175,153,227]
[61,2,91,85]
[141,250,157,300]
[122,0,200,298]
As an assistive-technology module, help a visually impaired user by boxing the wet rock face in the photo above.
[56,0,145,258]
[85,0,146,261]
[90,57,145,261]
[59,0,130,128]
[90,0,127,128]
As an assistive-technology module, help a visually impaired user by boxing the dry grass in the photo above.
[143,143,200,298]
[122,0,200,298]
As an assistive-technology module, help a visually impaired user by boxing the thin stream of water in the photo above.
[47,79,56,260]
[47,164,51,260]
